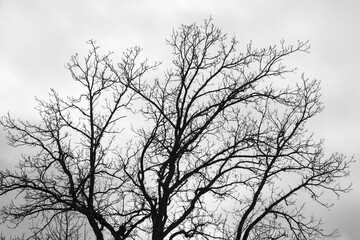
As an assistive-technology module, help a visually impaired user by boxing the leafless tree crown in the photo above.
[0,19,352,240]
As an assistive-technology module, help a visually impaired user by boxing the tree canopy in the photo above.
[0,19,352,240]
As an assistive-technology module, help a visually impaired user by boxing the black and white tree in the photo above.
[0,19,352,240]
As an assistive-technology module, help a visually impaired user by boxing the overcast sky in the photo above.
[0,0,359,239]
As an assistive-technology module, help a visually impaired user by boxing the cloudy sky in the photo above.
[0,0,359,239]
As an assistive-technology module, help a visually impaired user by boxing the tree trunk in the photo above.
[152,217,164,240]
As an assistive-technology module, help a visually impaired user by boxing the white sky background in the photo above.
[0,0,359,239]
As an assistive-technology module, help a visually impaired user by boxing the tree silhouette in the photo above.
[0,19,352,240]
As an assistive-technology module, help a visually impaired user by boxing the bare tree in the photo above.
[0,19,352,240]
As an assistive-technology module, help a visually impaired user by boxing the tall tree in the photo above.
[0,19,352,240]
